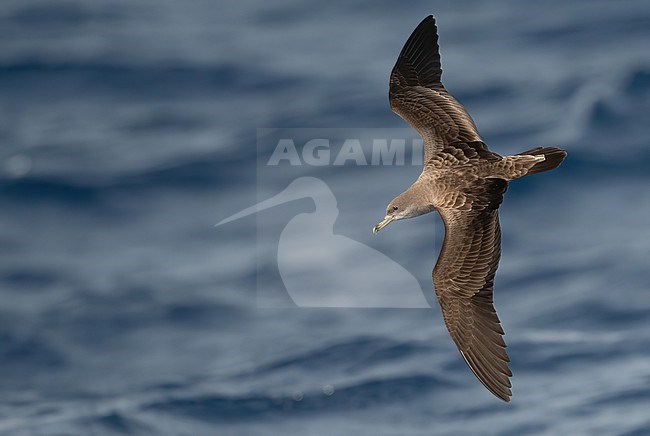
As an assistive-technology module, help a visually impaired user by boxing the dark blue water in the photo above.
[1,0,649,434]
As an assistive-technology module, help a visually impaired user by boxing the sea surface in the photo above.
[0,0,649,434]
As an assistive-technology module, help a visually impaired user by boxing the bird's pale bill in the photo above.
[372,216,394,234]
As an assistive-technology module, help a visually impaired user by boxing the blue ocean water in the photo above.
[0,0,649,434]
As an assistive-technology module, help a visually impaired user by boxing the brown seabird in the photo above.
[372,15,567,402]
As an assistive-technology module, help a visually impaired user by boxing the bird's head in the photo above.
[373,190,435,234]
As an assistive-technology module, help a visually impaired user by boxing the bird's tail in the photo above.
[517,147,567,175]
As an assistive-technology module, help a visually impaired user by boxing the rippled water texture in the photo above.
[0,0,649,434]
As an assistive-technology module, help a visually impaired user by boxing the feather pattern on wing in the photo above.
[433,176,512,402]
[389,16,482,164]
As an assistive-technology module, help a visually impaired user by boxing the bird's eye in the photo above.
[392,206,398,211]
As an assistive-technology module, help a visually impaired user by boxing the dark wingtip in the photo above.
[459,349,513,403]
[393,14,443,88]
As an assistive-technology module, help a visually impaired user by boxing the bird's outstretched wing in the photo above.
[433,177,512,402]
[390,16,482,164]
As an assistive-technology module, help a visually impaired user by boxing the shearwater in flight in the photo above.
[373,15,566,402]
